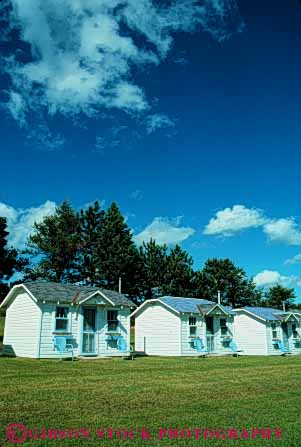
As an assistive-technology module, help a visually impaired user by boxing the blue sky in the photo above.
[1,0,301,301]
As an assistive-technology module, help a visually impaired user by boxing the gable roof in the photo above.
[160,296,214,313]
[235,306,301,322]
[1,281,135,308]
[131,296,234,317]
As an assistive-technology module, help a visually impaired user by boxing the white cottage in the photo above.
[1,281,135,359]
[233,307,301,356]
[132,296,237,356]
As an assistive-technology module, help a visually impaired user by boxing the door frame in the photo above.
[205,316,215,352]
[80,306,97,356]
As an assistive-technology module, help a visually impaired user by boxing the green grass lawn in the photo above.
[0,355,300,447]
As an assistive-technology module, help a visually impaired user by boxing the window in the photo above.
[189,316,197,336]
[292,324,299,339]
[55,307,69,331]
[107,310,118,332]
[271,323,279,339]
[220,318,228,336]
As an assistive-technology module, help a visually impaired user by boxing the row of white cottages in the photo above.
[1,281,301,358]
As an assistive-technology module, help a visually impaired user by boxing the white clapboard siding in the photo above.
[266,324,282,356]
[180,315,205,356]
[265,323,301,356]
[214,317,235,355]
[96,307,130,356]
[287,322,301,355]
[135,303,181,356]
[3,291,41,358]
[233,312,267,355]
[39,304,80,358]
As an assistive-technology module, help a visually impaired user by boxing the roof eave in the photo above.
[0,284,38,308]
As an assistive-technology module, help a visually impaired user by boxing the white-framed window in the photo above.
[189,316,197,336]
[55,306,69,331]
[107,310,119,332]
[220,318,228,336]
[292,323,299,339]
[271,322,279,339]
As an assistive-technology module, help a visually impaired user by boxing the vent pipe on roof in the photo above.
[217,290,221,305]
[119,276,122,294]
[283,301,286,312]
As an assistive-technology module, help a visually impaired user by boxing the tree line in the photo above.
[0,200,299,309]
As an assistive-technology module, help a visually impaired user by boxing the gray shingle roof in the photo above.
[239,306,301,321]
[159,296,234,315]
[23,281,135,307]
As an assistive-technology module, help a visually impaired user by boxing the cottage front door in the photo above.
[281,322,289,350]
[82,308,97,355]
[205,316,215,352]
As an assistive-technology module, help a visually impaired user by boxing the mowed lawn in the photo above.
[0,354,300,447]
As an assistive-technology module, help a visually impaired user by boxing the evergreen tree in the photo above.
[0,217,26,301]
[78,201,105,284]
[161,244,195,296]
[25,201,80,282]
[264,284,296,310]
[138,239,168,300]
[94,202,141,294]
[195,258,262,307]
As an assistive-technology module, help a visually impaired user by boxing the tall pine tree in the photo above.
[161,244,195,297]
[264,285,296,310]
[78,201,105,284]
[93,202,141,295]
[138,239,168,300]
[26,201,80,282]
[195,258,262,307]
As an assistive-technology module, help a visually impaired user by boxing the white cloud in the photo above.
[6,91,26,127]
[0,201,57,249]
[263,218,301,246]
[2,0,243,131]
[254,270,301,288]
[285,253,301,265]
[129,190,143,201]
[146,113,176,134]
[26,124,65,151]
[135,216,195,245]
[203,205,266,237]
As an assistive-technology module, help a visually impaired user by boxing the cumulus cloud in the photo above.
[204,205,301,248]
[0,201,56,249]
[135,216,195,245]
[203,205,267,237]
[146,113,176,134]
[1,0,243,135]
[263,218,301,246]
[6,91,26,127]
[254,270,301,288]
[284,253,301,265]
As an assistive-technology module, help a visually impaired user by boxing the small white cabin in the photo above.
[1,281,135,359]
[233,307,301,355]
[132,296,237,356]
